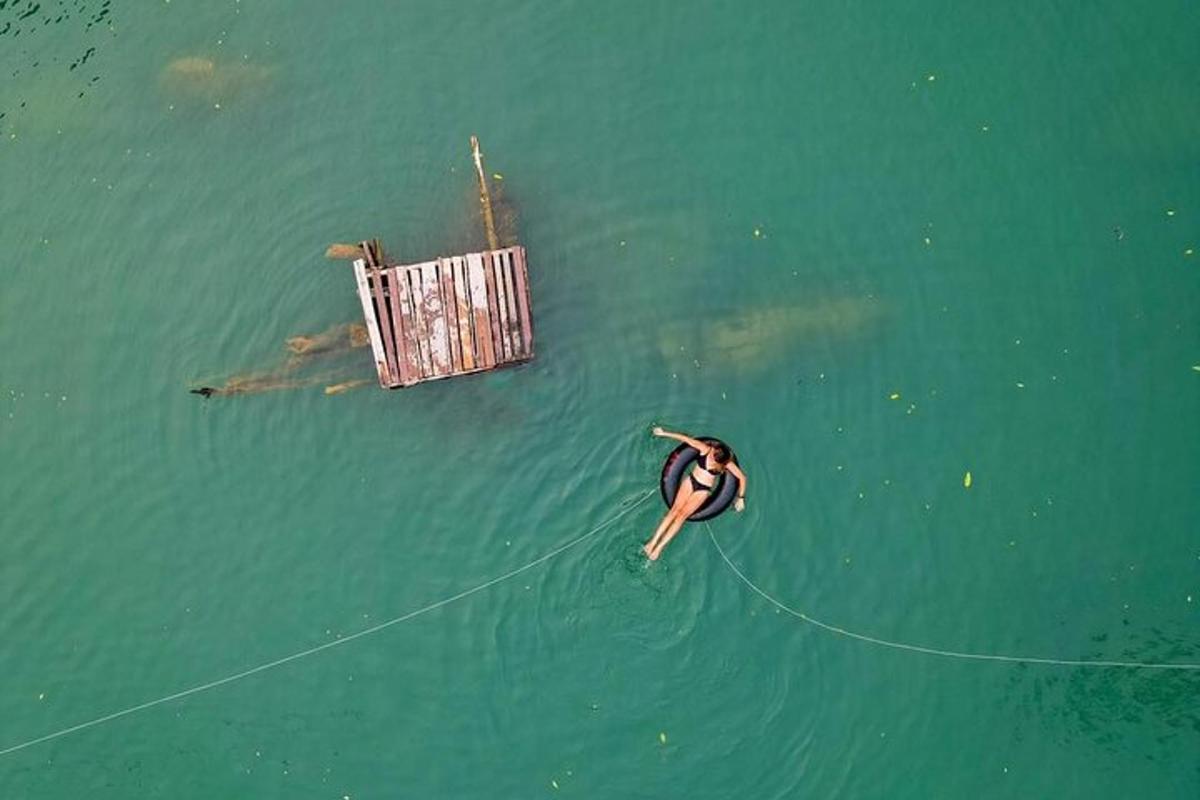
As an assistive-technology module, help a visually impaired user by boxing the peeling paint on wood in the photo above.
[353,246,533,389]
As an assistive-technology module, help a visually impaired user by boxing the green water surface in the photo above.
[2,1,1198,797]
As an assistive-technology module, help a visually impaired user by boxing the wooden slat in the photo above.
[452,257,476,370]
[511,246,534,357]
[421,262,452,376]
[352,259,390,387]
[491,251,513,362]
[466,253,496,368]
[406,267,434,377]
[368,266,399,387]
[499,249,522,357]
[438,258,462,373]
[482,250,504,363]
[386,268,417,384]
[384,268,411,386]
[393,268,423,381]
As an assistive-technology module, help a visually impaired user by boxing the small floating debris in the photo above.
[963,471,973,488]
[889,392,901,400]
[659,732,668,744]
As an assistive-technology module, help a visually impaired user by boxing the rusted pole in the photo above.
[471,135,500,251]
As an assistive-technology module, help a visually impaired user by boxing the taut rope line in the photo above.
[707,524,1200,671]
[0,490,656,758]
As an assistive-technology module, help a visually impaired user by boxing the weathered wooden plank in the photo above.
[368,266,399,387]
[511,246,534,358]
[490,251,513,362]
[481,250,505,363]
[421,262,452,376]
[392,267,422,382]
[352,259,390,387]
[499,249,522,357]
[452,256,476,371]
[406,266,434,377]
[466,253,496,368]
[385,268,417,385]
[438,258,462,373]
[395,268,424,381]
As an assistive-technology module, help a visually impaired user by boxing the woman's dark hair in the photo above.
[710,444,731,465]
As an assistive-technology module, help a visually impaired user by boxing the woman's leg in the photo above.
[644,482,698,555]
[647,489,710,560]
[644,512,675,556]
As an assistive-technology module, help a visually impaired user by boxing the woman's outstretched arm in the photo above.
[651,426,711,453]
[727,462,748,511]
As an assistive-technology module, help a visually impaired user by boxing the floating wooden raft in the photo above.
[353,245,534,389]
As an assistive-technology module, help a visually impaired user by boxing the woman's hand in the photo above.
[652,426,665,437]
[734,497,746,512]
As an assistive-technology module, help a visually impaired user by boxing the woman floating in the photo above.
[644,426,746,561]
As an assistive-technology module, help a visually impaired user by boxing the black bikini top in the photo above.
[695,450,723,475]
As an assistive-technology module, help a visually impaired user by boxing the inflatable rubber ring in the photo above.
[659,437,740,521]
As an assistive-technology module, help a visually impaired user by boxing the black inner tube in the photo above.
[659,437,740,522]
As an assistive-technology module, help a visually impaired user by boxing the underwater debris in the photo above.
[658,297,881,371]
[325,243,365,260]
[192,324,369,398]
[160,55,273,103]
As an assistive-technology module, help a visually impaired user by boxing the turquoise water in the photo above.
[2,1,1199,796]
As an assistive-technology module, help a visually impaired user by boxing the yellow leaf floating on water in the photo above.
[659,732,668,744]
[963,471,972,488]
[889,392,901,400]
[492,173,504,180]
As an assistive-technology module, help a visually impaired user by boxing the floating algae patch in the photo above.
[160,55,274,104]
[657,297,882,372]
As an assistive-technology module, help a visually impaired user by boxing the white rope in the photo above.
[707,524,1200,671]
[0,490,657,758]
